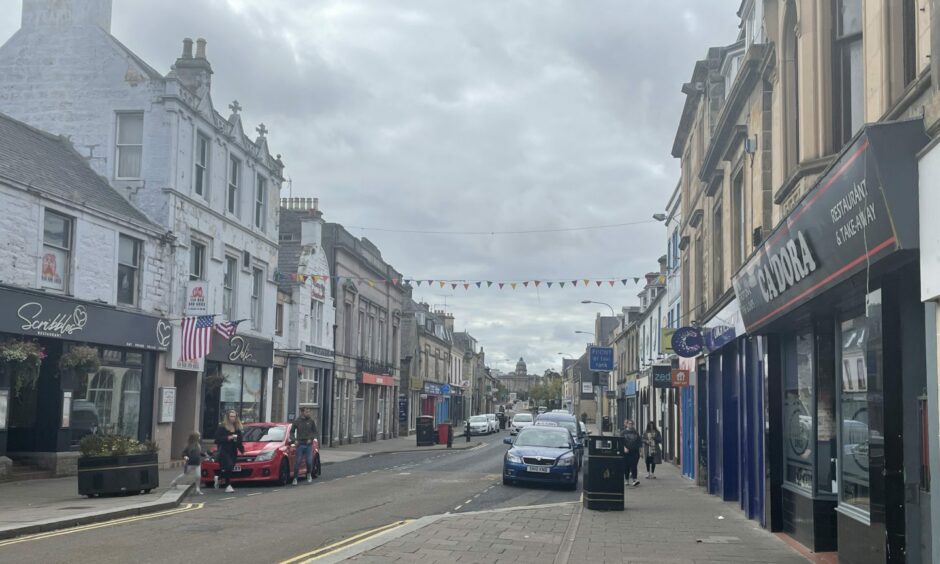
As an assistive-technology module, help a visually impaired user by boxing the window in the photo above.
[358,310,366,357]
[378,317,386,362]
[117,235,141,306]
[190,241,205,281]
[783,0,800,172]
[834,0,864,148]
[310,300,324,344]
[227,156,240,215]
[298,367,320,406]
[194,133,210,198]
[712,201,723,301]
[42,210,72,291]
[344,301,355,355]
[251,267,263,330]
[223,256,237,320]
[254,174,267,229]
[392,324,399,367]
[275,303,284,337]
[694,235,705,318]
[115,112,143,179]
[731,170,745,269]
[902,0,918,87]
[783,329,814,491]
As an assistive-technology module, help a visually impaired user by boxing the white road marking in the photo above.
[454,505,463,511]
[398,472,411,475]
[247,492,263,497]
[464,499,472,504]
[220,497,236,501]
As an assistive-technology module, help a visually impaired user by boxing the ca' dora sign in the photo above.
[732,120,927,332]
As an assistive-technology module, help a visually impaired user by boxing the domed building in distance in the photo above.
[497,357,535,399]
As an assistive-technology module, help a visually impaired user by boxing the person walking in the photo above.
[620,420,642,487]
[290,407,318,485]
[169,432,205,495]
[643,422,663,479]
[214,409,244,493]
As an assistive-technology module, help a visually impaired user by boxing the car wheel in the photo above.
[277,459,291,486]
[312,455,321,478]
[502,476,512,486]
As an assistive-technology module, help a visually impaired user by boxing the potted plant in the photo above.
[59,346,101,375]
[0,339,45,394]
[78,434,159,497]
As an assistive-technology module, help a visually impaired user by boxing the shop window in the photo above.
[117,235,141,306]
[211,363,266,430]
[783,329,814,491]
[298,367,320,406]
[115,112,143,179]
[72,350,143,441]
[42,210,72,292]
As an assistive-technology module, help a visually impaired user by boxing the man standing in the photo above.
[620,420,642,487]
[290,407,318,485]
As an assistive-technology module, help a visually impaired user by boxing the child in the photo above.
[169,432,205,495]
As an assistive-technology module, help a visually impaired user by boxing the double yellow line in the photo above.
[279,519,412,563]
[0,503,205,548]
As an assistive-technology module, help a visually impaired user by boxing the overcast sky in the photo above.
[1,1,739,375]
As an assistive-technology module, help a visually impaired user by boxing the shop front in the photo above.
[286,345,333,429]
[621,379,637,429]
[0,285,169,475]
[201,333,274,440]
[733,120,930,561]
[422,381,449,425]
[359,371,396,442]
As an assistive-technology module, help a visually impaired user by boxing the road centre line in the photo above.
[278,519,411,564]
[0,503,205,548]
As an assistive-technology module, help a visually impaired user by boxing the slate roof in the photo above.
[0,112,158,229]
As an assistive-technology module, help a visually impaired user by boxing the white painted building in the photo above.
[0,0,284,461]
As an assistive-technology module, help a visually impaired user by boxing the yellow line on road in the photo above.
[279,519,412,564]
[0,503,205,548]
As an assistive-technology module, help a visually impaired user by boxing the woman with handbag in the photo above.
[643,422,663,479]
[214,409,244,493]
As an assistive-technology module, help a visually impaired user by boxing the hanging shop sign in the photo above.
[588,346,614,371]
[0,284,170,350]
[732,120,928,332]
[671,369,690,388]
[184,281,210,315]
[661,328,676,354]
[672,327,703,358]
[206,332,274,366]
[702,299,746,352]
[624,380,637,397]
[652,365,673,388]
[423,382,443,395]
[362,372,395,386]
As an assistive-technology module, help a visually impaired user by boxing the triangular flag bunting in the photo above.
[595,280,603,287]
[560,282,566,288]
[368,280,376,287]
[608,280,615,287]
[391,278,399,285]
[463,283,470,290]
[534,281,541,287]
[511,282,518,290]
[475,282,482,289]
[451,283,458,290]
[621,279,628,286]
[571,280,578,287]
[486,281,493,288]
[439,281,446,288]
[634,277,641,284]
[523,281,529,288]
[427,280,434,286]
[498,283,505,289]
[547,282,553,288]
[416,280,423,287]
[583,279,590,286]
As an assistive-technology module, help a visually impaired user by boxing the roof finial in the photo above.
[229,100,242,115]
[256,123,268,138]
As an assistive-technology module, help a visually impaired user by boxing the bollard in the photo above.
[465,421,471,442]
[447,425,453,448]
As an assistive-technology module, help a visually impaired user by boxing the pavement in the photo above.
[335,463,808,564]
[0,432,481,542]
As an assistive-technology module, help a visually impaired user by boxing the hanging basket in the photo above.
[59,346,101,374]
[0,339,45,394]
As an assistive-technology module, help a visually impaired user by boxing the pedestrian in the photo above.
[214,409,244,493]
[620,420,642,487]
[643,422,663,479]
[169,432,204,495]
[290,407,318,485]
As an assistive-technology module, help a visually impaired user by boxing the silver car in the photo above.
[509,412,534,435]
[486,413,498,433]
[467,415,490,435]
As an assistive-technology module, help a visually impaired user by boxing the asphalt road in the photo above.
[0,433,580,564]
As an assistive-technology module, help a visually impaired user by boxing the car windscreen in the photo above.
[469,416,487,423]
[513,414,533,422]
[514,428,570,448]
[242,426,286,442]
[539,417,577,436]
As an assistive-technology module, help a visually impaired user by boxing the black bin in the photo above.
[583,435,624,511]
[601,416,611,433]
[416,416,435,447]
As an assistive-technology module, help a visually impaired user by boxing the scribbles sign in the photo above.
[732,121,927,332]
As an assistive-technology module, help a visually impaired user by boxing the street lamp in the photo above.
[652,213,667,222]
[574,331,595,337]
[580,300,616,317]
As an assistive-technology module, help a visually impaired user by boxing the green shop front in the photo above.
[0,284,169,476]
[733,120,933,562]
[201,332,274,439]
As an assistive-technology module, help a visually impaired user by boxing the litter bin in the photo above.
[601,416,611,433]
[498,413,507,430]
[416,416,435,447]
[582,435,624,511]
[437,423,451,445]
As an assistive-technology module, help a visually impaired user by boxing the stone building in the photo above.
[0,0,285,463]
[323,224,403,444]
[0,113,172,477]
[400,299,455,428]
[274,198,336,431]
[497,357,533,399]
[672,0,938,560]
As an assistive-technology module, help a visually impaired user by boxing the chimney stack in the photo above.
[181,38,193,59]
[172,37,212,97]
[195,38,207,59]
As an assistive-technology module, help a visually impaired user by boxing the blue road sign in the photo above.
[588,346,614,371]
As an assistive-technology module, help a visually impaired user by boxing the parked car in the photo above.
[537,406,547,414]
[510,412,534,435]
[502,426,580,489]
[486,413,499,433]
[467,415,491,435]
[535,412,585,465]
[201,422,319,487]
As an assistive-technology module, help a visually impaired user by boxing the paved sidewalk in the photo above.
[0,467,193,540]
[321,433,484,464]
[335,464,806,563]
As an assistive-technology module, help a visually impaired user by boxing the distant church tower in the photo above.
[516,357,527,377]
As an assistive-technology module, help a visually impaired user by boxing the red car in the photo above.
[201,422,320,487]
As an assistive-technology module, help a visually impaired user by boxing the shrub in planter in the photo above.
[78,434,159,497]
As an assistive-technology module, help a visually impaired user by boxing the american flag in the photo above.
[181,315,215,361]
[214,319,243,340]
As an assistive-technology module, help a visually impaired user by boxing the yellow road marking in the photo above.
[279,519,412,564]
[0,503,204,548]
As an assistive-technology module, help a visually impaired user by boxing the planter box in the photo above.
[77,452,159,497]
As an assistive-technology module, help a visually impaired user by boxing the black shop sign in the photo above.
[206,332,274,367]
[0,284,170,350]
[732,120,927,332]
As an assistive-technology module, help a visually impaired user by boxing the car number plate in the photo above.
[233,465,242,472]
[526,465,550,473]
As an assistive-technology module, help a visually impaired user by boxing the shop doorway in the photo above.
[171,371,198,459]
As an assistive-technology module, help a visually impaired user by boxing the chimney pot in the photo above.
[182,38,194,59]
[195,38,207,59]
[313,197,319,211]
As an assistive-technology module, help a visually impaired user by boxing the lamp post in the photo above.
[581,300,616,317]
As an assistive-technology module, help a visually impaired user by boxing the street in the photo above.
[0,437,577,563]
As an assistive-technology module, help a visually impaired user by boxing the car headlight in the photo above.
[506,452,522,464]
[255,450,276,462]
[557,455,575,467]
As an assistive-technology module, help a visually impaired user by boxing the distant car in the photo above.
[502,426,580,489]
[510,412,534,435]
[486,413,499,433]
[537,406,547,414]
[467,415,490,436]
[201,422,319,487]
[535,412,585,465]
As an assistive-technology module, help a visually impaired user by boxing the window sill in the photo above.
[835,503,870,526]
[781,482,837,501]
